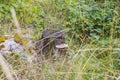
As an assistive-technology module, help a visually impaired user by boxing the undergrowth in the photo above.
[0,0,120,80]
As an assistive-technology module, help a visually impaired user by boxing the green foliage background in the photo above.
[0,0,120,39]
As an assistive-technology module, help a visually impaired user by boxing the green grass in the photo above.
[0,38,119,80]
[0,0,120,80]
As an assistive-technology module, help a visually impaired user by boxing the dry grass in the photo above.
[0,0,120,80]
[0,40,119,80]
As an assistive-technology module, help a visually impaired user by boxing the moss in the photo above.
[0,36,9,43]
[13,33,28,46]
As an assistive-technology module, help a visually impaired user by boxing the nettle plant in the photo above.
[65,0,118,41]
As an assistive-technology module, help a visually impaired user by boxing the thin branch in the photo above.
[78,48,120,52]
